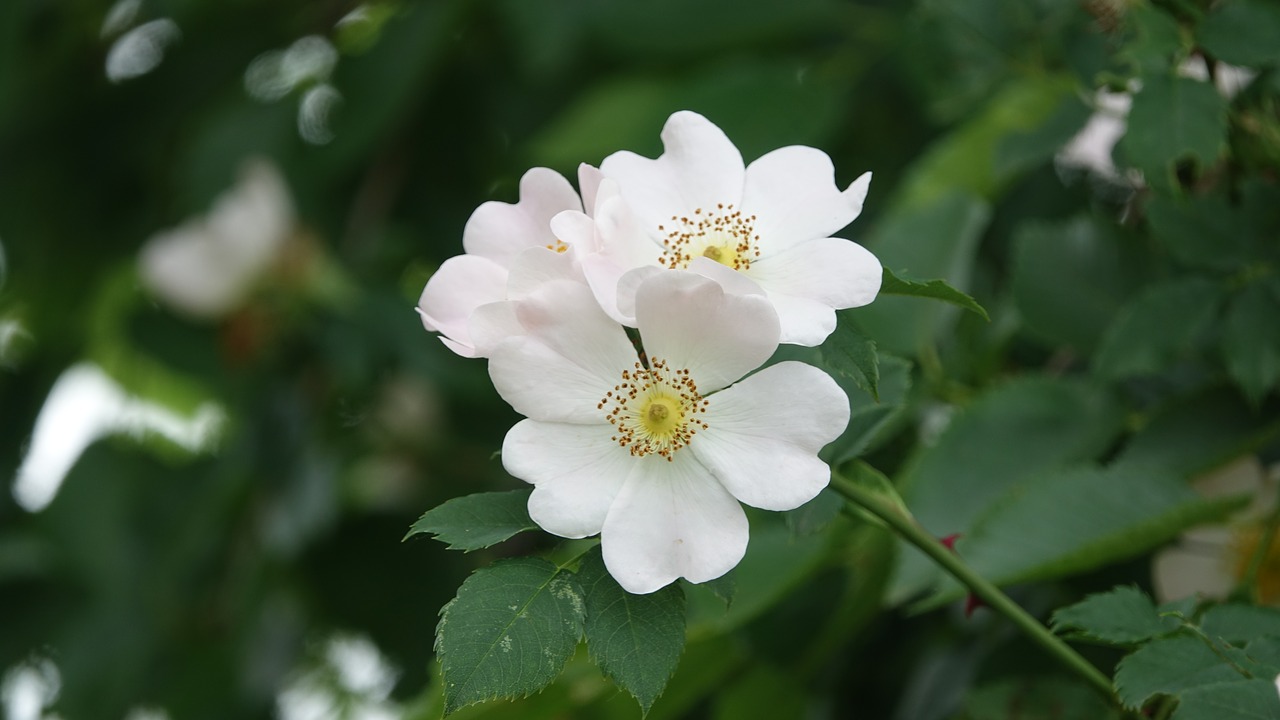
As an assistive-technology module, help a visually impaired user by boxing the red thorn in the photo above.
[964,593,986,618]
[940,533,961,551]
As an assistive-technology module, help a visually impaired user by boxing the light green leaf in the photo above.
[435,558,585,714]
[1094,277,1226,379]
[1174,679,1280,720]
[1052,586,1180,645]
[1221,280,1280,404]
[920,464,1244,607]
[1200,604,1280,645]
[1198,0,1280,68]
[1118,73,1227,187]
[819,317,879,399]
[1115,634,1243,710]
[577,548,686,716]
[889,377,1125,604]
[879,266,990,321]
[1011,214,1142,352]
[406,489,537,550]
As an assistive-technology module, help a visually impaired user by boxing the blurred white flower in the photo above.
[1056,89,1132,180]
[567,110,881,346]
[105,18,180,83]
[491,271,849,593]
[277,633,399,720]
[1151,456,1280,604]
[139,159,294,319]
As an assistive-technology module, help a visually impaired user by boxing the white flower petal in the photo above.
[747,236,881,346]
[502,420,629,538]
[466,301,521,358]
[461,167,581,262]
[692,362,848,511]
[634,271,779,392]
[762,292,837,347]
[578,163,605,217]
[741,146,870,251]
[505,246,583,298]
[514,280,639,380]
[600,111,745,235]
[416,254,508,355]
[601,454,747,593]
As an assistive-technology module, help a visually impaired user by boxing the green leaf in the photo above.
[824,354,913,466]
[819,317,879,399]
[920,464,1245,608]
[879,266,990,321]
[852,190,991,357]
[1118,73,1227,188]
[1012,214,1142,352]
[1115,634,1243,710]
[577,547,686,715]
[711,664,809,720]
[1120,3,1184,77]
[1221,280,1280,404]
[1146,192,1251,273]
[1200,604,1280,645]
[1175,679,1280,720]
[406,490,537,550]
[1198,0,1280,68]
[1094,277,1226,379]
[783,488,844,538]
[1114,388,1280,477]
[889,376,1125,604]
[965,676,1122,720]
[1052,586,1180,645]
[435,558,585,714]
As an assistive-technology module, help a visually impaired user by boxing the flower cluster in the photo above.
[418,111,881,593]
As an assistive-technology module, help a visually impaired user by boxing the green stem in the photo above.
[1237,503,1280,604]
[828,471,1116,700]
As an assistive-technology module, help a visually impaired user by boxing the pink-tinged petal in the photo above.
[634,271,779,392]
[692,362,848,511]
[742,145,871,251]
[550,209,599,254]
[462,167,581,262]
[600,111,746,235]
[686,256,766,297]
[416,254,508,355]
[505,246,583,298]
[488,335,613,422]
[577,188,667,325]
[502,419,630,538]
[610,266,663,325]
[467,301,521,358]
[578,163,605,217]
[601,454,748,594]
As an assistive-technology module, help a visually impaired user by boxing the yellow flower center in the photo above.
[657,204,760,271]
[545,239,569,254]
[598,358,709,461]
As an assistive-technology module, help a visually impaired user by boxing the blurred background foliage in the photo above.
[1,0,1279,718]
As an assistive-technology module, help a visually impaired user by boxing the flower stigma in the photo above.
[544,239,570,254]
[599,358,709,461]
[658,204,760,271]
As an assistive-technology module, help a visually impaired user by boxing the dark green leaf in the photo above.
[1115,634,1242,710]
[1012,214,1142,352]
[965,676,1122,720]
[578,547,686,715]
[889,377,1125,604]
[784,488,844,537]
[1198,0,1280,68]
[1200,604,1280,645]
[824,354,913,466]
[1121,4,1184,77]
[1175,679,1280,720]
[435,558,585,714]
[406,489,537,550]
[819,318,879,399]
[1114,388,1280,477]
[1146,192,1251,272]
[879,266,990,321]
[1220,280,1280,404]
[1118,73,1227,187]
[711,664,808,720]
[1094,277,1226,379]
[1052,586,1180,645]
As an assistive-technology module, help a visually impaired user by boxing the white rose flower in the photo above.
[416,166,599,357]
[558,110,882,346]
[489,270,850,593]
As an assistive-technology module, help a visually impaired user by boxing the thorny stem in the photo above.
[828,471,1117,702]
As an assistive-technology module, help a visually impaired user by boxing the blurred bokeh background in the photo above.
[3,0,1279,718]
